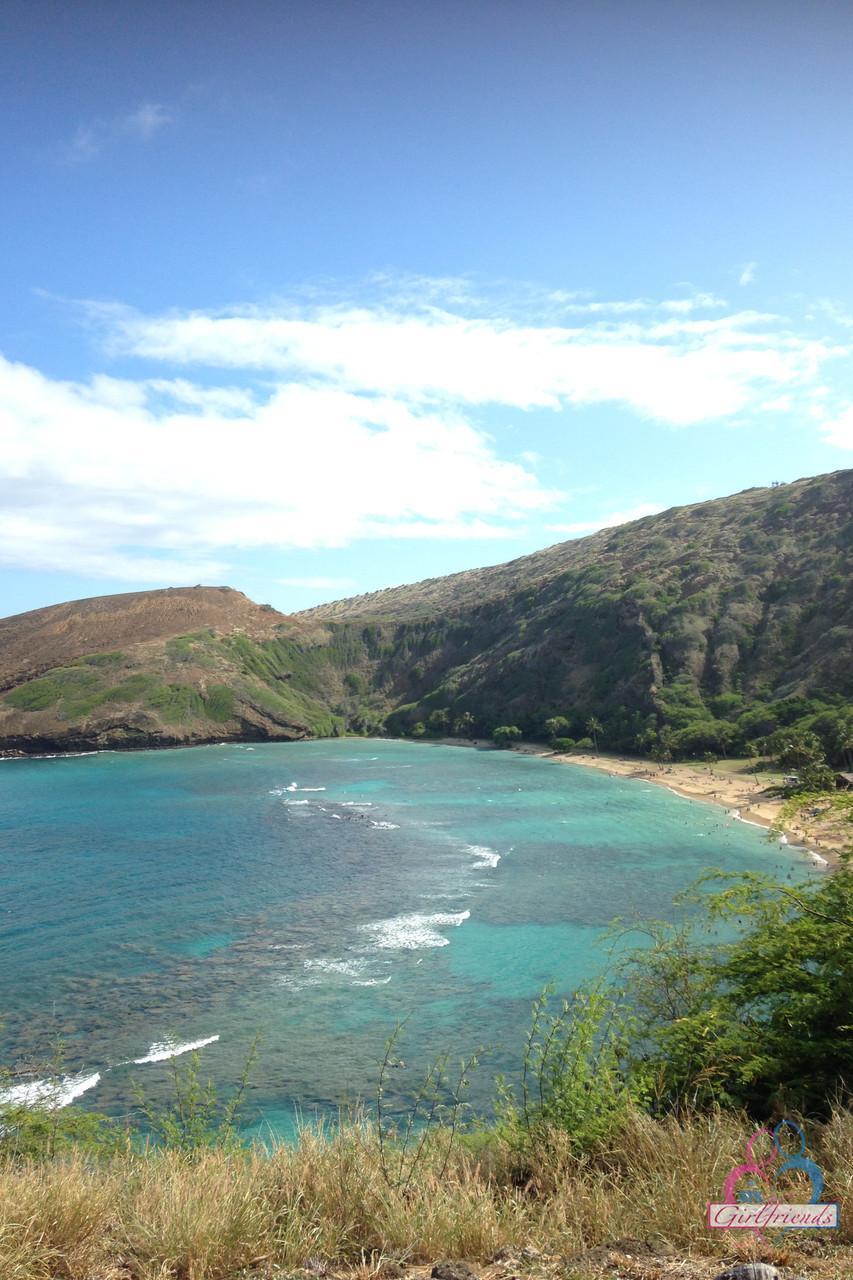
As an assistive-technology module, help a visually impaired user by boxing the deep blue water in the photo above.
[0,740,810,1134]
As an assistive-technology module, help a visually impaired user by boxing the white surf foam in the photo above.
[13,751,100,761]
[361,909,470,951]
[370,820,400,829]
[1,1071,101,1110]
[283,799,311,805]
[277,973,319,990]
[342,801,373,806]
[465,843,501,868]
[304,957,369,979]
[731,811,766,829]
[132,1034,219,1064]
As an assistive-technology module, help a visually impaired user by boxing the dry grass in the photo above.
[0,1109,850,1280]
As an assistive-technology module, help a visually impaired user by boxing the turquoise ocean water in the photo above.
[0,739,811,1135]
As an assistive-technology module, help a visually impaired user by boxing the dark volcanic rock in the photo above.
[431,1263,479,1280]
[713,1265,781,1280]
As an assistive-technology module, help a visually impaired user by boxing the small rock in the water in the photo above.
[714,1265,781,1280]
[431,1264,479,1280]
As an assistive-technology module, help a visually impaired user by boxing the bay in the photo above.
[0,739,810,1136]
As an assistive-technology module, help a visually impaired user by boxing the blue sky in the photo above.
[2,0,852,617]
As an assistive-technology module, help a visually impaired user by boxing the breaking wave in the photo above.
[132,1034,220,1064]
[360,909,470,951]
[465,843,501,868]
[0,1071,101,1110]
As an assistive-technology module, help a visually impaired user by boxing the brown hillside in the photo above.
[0,585,291,691]
[0,587,342,754]
[301,471,852,622]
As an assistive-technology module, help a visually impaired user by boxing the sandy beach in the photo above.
[435,738,849,867]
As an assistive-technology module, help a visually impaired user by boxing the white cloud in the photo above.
[64,126,100,165]
[820,405,853,449]
[739,262,757,286]
[660,293,727,314]
[124,102,172,140]
[0,354,554,581]
[61,102,173,163]
[4,279,849,585]
[814,299,853,327]
[144,378,256,414]
[95,296,837,428]
[547,503,665,536]
[550,292,725,316]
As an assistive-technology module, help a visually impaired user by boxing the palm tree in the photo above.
[452,710,476,739]
[585,716,603,752]
[832,723,853,774]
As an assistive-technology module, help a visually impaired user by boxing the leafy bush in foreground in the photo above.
[619,857,853,1116]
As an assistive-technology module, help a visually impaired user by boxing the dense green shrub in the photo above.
[204,685,236,723]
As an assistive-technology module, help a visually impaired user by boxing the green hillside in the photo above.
[304,467,853,761]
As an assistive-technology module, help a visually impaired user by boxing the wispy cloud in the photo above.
[820,405,853,449]
[547,503,665,537]
[64,126,101,165]
[738,261,757,286]
[125,102,172,140]
[62,102,173,164]
[0,352,554,581]
[3,278,850,584]
[91,291,841,427]
[814,299,853,327]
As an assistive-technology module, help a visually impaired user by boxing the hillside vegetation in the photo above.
[1,470,851,758]
[0,587,347,751]
[302,468,853,761]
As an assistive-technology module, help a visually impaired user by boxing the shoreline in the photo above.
[5,731,846,866]
[432,737,845,867]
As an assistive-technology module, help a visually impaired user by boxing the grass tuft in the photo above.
[0,1109,849,1278]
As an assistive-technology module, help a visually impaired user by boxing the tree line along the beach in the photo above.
[398,696,853,792]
